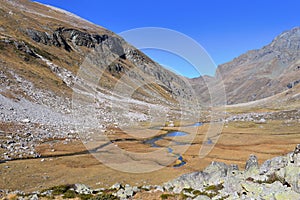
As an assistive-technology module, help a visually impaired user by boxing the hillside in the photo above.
[191,27,300,105]
[0,0,200,160]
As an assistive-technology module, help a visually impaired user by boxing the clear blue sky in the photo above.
[34,0,300,77]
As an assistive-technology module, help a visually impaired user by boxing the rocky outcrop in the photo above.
[287,79,300,89]
[163,144,300,199]
[26,28,125,57]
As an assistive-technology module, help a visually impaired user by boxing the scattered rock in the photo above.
[258,118,267,123]
[114,184,138,200]
[29,194,38,200]
[154,185,164,192]
[74,183,92,194]
[21,118,30,123]
[111,182,121,190]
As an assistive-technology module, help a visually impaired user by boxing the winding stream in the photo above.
[144,122,203,167]
[2,122,203,168]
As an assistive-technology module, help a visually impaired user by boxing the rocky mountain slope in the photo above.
[191,27,300,105]
[0,0,200,160]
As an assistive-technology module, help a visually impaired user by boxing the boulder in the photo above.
[290,144,300,165]
[203,161,228,185]
[165,171,207,193]
[21,119,31,123]
[245,154,259,171]
[110,182,121,190]
[260,155,288,175]
[281,166,300,193]
[74,184,92,194]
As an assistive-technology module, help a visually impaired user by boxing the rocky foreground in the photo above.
[2,145,300,200]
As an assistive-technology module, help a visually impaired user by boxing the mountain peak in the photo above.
[274,27,300,40]
[270,26,300,50]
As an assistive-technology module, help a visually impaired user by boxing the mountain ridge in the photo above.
[191,26,300,105]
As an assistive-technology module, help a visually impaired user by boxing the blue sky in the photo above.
[34,0,300,77]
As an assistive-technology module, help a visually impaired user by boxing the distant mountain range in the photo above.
[191,27,300,105]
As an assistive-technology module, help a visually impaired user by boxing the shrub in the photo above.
[78,194,93,200]
[62,190,76,199]
[205,183,224,192]
[90,193,119,200]
[50,185,72,195]
[160,193,174,200]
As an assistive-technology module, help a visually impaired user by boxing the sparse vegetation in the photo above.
[182,187,193,193]
[256,173,289,186]
[78,194,94,200]
[181,185,224,199]
[62,190,76,199]
[50,184,72,195]
[205,183,224,192]
[41,184,105,200]
[90,193,119,200]
[160,193,175,199]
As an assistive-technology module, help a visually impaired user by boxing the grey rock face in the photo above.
[13,40,37,57]
[26,28,124,54]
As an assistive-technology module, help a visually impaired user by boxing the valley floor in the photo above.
[1,120,299,194]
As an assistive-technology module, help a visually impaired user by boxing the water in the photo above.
[143,131,189,168]
[143,137,161,147]
[173,155,186,168]
[192,122,203,127]
[205,138,213,145]
[166,131,188,137]
[149,121,203,129]
[144,131,188,147]
[167,147,173,153]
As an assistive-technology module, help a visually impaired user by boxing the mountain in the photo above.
[191,27,300,105]
[0,0,200,160]
[0,0,197,121]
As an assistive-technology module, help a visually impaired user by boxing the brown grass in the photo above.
[1,120,299,193]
